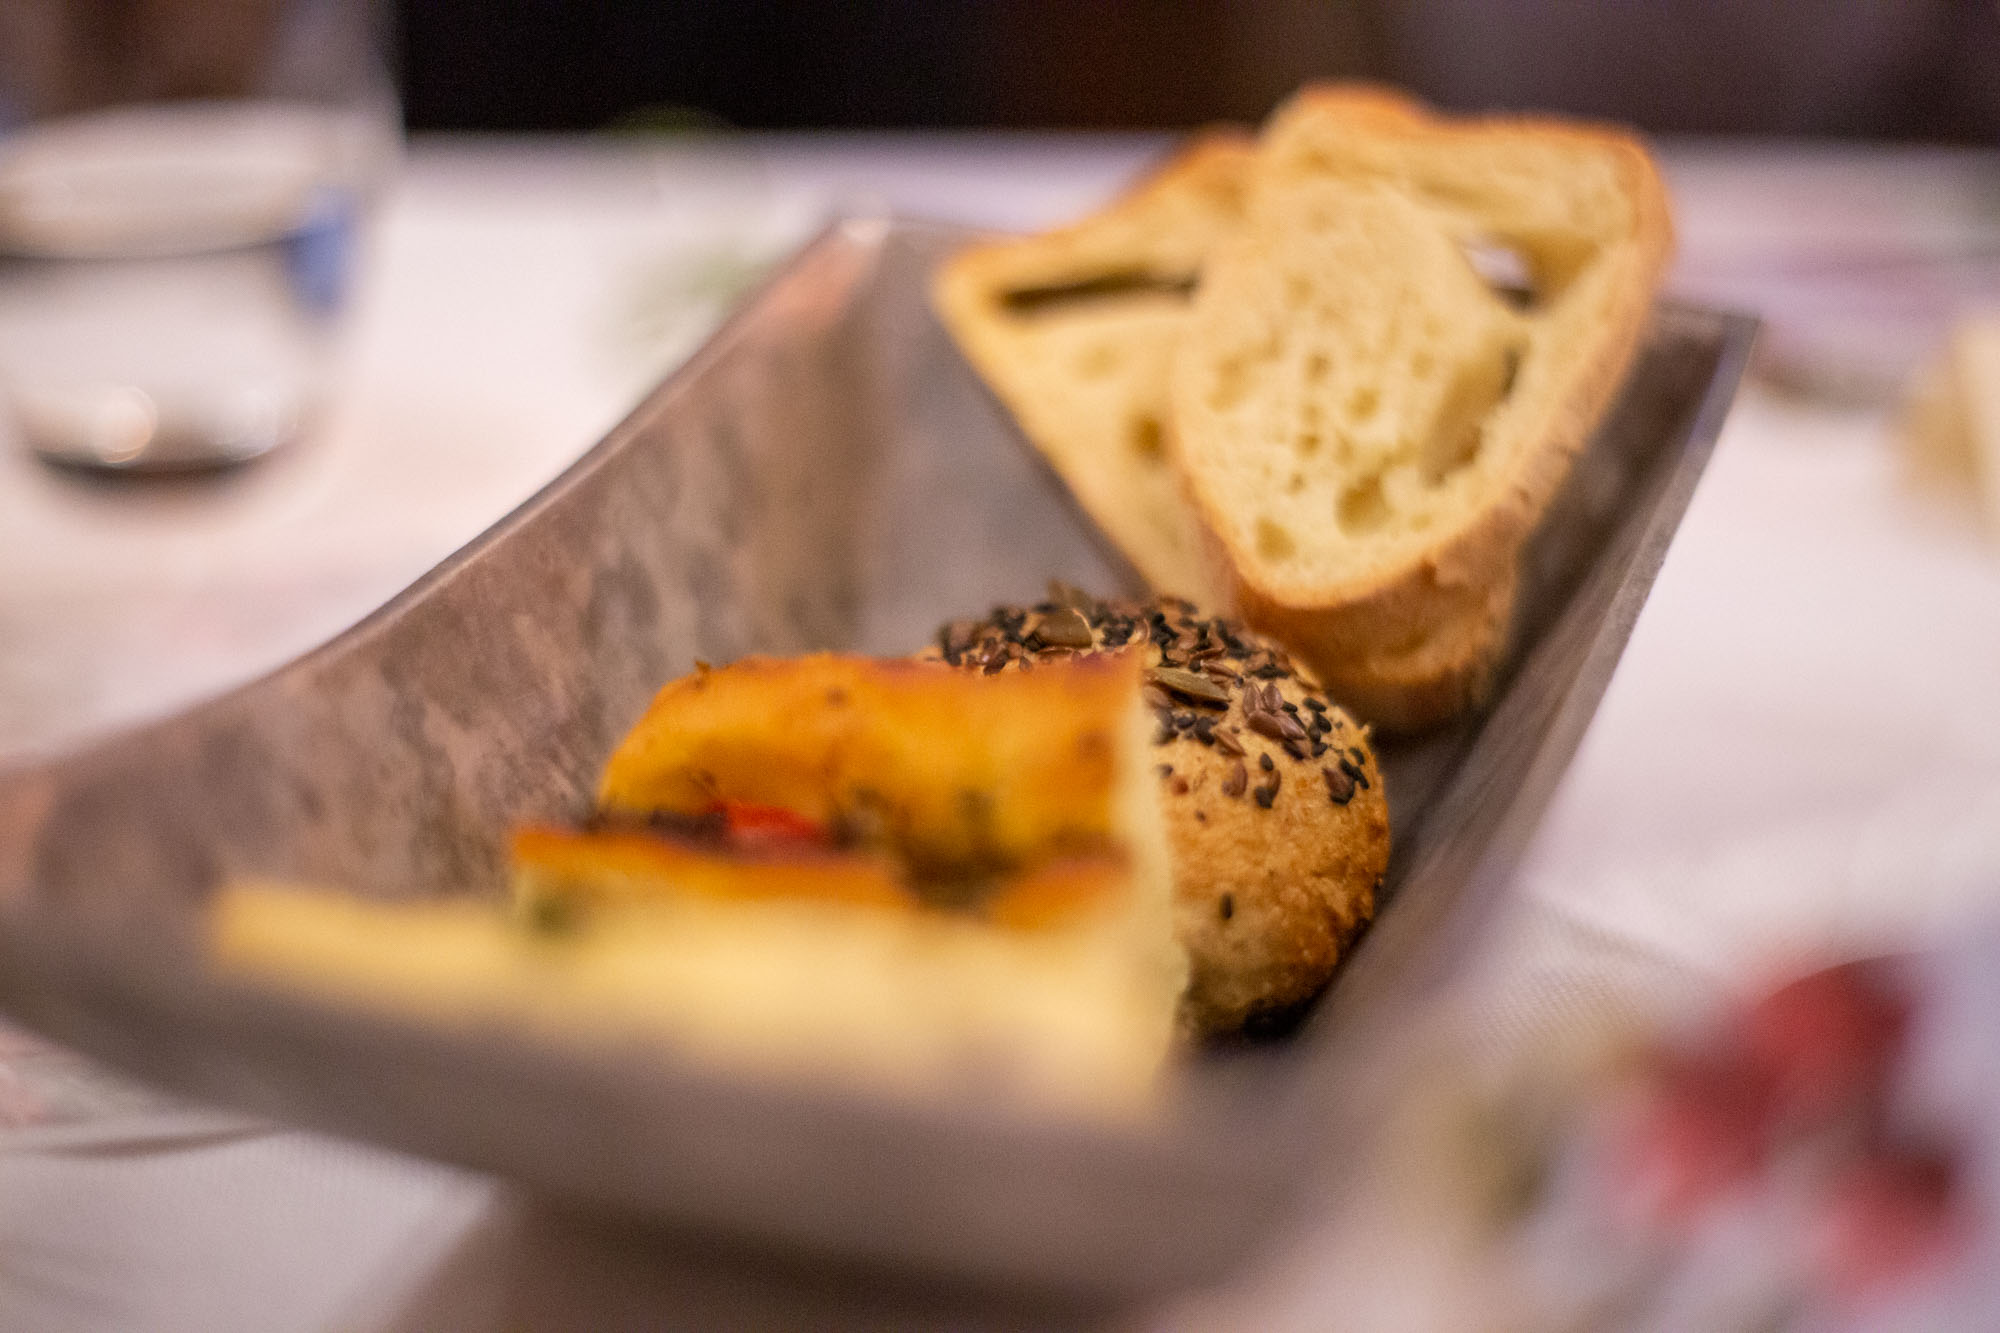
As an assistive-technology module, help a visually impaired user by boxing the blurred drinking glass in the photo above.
[0,0,398,471]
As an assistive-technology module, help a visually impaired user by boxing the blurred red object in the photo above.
[1815,1149,1966,1302]
[1742,958,1912,1123]
[713,798,828,847]
[1613,957,1921,1231]
[1615,1047,1776,1227]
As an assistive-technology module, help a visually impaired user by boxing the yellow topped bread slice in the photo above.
[1172,87,1673,729]
[932,134,1253,603]
[213,653,1185,1114]
[597,652,1156,883]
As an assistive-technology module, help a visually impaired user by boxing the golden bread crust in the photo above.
[598,652,1141,877]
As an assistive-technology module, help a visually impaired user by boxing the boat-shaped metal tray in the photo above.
[0,217,1754,1301]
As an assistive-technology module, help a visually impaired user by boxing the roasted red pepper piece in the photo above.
[713,799,826,847]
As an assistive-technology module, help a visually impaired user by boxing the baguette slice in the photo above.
[1173,86,1673,730]
[932,134,1253,604]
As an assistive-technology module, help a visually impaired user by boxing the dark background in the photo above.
[399,0,2000,139]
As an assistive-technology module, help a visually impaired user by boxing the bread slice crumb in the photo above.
[1174,86,1673,729]
[933,134,1253,603]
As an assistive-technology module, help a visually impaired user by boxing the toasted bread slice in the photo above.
[932,134,1253,603]
[1172,86,1673,730]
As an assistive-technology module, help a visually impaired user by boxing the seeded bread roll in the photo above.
[923,589,1390,1037]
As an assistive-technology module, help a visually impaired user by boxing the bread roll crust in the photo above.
[922,593,1389,1036]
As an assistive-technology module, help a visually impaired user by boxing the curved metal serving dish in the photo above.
[0,217,1755,1300]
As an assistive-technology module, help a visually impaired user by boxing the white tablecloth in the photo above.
[3,134,1999,1331]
